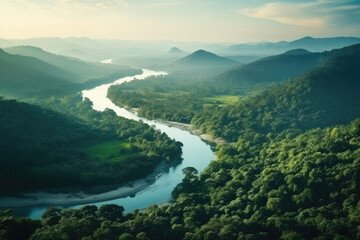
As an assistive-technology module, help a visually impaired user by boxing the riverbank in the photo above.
[0,161,169,209]
[127,108,227,145]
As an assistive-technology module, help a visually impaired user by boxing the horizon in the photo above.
[1,0,359,43]
[1,35,360,46]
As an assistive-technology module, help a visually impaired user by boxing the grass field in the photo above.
[205,95,241,105]
[85,140,136,162]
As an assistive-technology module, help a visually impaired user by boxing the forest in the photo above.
[1,108,359,240]
[0,96,182,194]
[1,41,360,240]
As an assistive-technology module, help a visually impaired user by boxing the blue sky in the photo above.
[0,0,359,42]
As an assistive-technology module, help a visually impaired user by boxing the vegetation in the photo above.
[1,42,360,240]
[192,44,360,141]
[108,46,359,125]
[108,71,242,123]
[0,96,182,194]
[1,116,359,239]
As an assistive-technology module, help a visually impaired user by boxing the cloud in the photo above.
[22,0,128,10]
[238,0,360,28]
[146,0,183,9]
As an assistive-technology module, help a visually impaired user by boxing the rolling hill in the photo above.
[0,47,141,98]
[0,49,75,97]
[216,49,323,85]
[4,46,133,82]
[210,45,360,94]
[193,44,360,141]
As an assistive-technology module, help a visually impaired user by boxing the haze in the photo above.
[1,0,359,42]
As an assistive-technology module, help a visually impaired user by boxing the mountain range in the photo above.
[225,36,360,55]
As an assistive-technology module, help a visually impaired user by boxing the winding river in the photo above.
[2,67,214,219]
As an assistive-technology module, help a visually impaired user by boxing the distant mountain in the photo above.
[4,46,129,82]
[174,49,237,68]
[168,47,187,55]
[0,48,140,98]
[214,49,323,91]
[211,45,359,94]
[0,49,74,97]
[226,36,360,55]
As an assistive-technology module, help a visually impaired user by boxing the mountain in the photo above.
[168,47,187,55]
[174,49,237,68]
[215,49,323,87]
[0,49,75,97]
[193,44,360,141]
[226,36,360,55]
[210,45,360,95]
[4,46,130,82]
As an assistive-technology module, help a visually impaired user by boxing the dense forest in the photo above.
[0,96,182,194]
[192,44,360,141]
[1,108,359,240]
[1,43,360,239]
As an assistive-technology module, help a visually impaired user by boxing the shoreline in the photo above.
[0,161,169,209]
[126,107,227,145]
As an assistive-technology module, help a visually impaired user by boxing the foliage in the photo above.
[2,118,360,239]
[0,96,182,194]
[192,44,360,141]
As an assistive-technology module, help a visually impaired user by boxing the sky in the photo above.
[0,0,359,43]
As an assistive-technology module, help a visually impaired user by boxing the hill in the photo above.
[193,44,360,141]
[0,97,182,194]
[210,45,360,94]
[226,36,360,55]
[212,48,323,93]
[4,46,133,82]
[0,49,75,97]
[174,49,237,68]
[0,48,141,98]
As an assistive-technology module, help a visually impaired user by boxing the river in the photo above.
[1,67,214,219]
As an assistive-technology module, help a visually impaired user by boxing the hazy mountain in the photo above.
[216,49,323,87]
[174,49,237,68]
[0,49,74,97]
[210,45,360,95]
[226,36,360,55]
[168,47,187,55]
[4,46,131,82]
[0,37,229,62]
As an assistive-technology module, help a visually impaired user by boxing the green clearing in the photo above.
[205,95,241,105]
[85,140,136,162]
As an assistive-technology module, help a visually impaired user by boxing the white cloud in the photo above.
[145,0,183,9]
[238,0,360,29]
[239,2,326,27]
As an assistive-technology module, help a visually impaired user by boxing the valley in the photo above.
[0,33,360,240]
